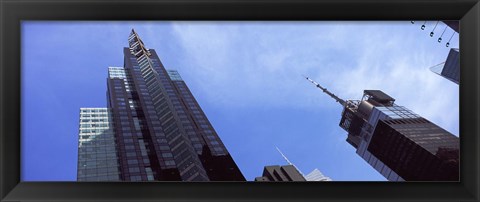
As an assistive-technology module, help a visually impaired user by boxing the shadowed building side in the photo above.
[255,147,332,182]
[255,165,306,181]
[305,77,459,181]
[104,30,245,181]
[368,119,459,181]
[430,48,459,84]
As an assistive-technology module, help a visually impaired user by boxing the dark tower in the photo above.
[255,147,332,181]
[255,165,306,182]
[80,29,245,181]
[305,77,459,181]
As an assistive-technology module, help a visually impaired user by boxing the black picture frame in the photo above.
[1,0,478,201]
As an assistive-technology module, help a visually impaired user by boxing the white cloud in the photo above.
[170,21,459,135]
[320,23,459,135]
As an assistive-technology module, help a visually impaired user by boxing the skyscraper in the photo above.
[77,29,245,181]
[254,165,332,182]
[430,48,460,84]
[255,147,332,182]
[254,165,306,181]
[305,77,459,181]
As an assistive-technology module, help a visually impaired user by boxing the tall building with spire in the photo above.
[77,29,245,181]
[304,77,459,181]
[254,165,306,181]
[254,147,332,181]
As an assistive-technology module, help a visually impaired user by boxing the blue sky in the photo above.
[21,21,459,181]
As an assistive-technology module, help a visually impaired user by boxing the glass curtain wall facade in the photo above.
[77,108,120,181]
[78,30,245,181]
[103,29,245,181]
[368,118,459,180]
[339,90,459,181]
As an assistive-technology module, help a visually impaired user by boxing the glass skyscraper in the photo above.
[77,30,245,181]
[339,90,459,181]
[306,78,459,181]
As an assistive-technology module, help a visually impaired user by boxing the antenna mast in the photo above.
[303,75,346,106]
[276,146,304,176]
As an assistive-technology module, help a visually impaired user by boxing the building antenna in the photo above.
[303,75,346,106]
[276,146,304,176]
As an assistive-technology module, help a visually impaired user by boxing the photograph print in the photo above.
[21,21,459,182]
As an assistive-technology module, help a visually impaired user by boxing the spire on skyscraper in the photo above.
[303,75,346,106]
[275,146,304,176]
[78,30,246,182]
[303,75,459,181]
[274,146,332,181]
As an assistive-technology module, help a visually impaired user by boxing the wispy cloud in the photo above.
[170,22,459,136]
[323,24,459,135]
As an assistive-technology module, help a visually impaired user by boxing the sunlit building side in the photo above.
[77,108,120,181]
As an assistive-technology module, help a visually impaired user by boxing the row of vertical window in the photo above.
[81,108,109,112]
[78,172,120,178]
[81,114,109,117]
[79,135,114,140]
[162,118,178,134]
[138,59,149,69]
[79,143,116,148]
[79,143,116,149]
[78,161,118,169]
[145,74,156,86]
[78,175,119,181]
[80,123,109,128]
[128,175,142,181]
[79,147,117,153]
[81,119,109,123]
[170,137,186,152]
[80,129,114,134]
[79,144,116,151]
[156,103,170,117]
[79,153,117,159]
[79,168,119,176]
[78,164,118,170]
[176,150,194,166]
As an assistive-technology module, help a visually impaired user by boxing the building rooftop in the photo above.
[364,90,395,104]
